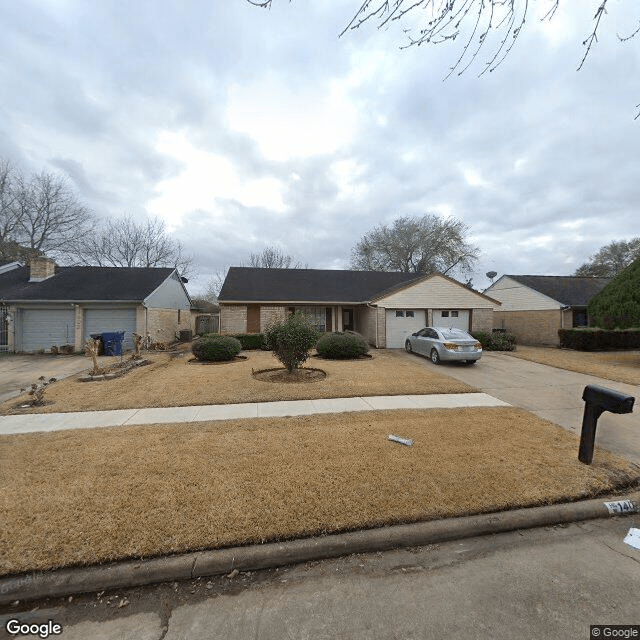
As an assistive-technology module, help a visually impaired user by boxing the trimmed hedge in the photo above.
[471,331,516,351]
[192,335,242,361]
[558,328,640,351]
[231,333,267,350]
[316,331,370,359]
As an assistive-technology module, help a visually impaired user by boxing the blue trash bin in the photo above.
[101,331,125,356]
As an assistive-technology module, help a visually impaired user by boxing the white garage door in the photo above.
[385,309,426,348]
[20,308,75,352]
[83,307,137,350]
[433,309,470,331]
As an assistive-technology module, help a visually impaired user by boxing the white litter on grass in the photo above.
[623,528,640,550]
[388,435,413,446]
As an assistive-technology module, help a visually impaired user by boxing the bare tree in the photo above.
[203,269,228,302]
[13,171,95,259]
[246,246,305,269]
[574,237,640,277]
[250,1,639,114]
[75,215,195,278]
[350,214,479,277]
[0,159,20,247]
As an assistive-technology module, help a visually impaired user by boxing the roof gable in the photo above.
[505,275,611,306]
[0,265,175,302]
[218,267,424,303]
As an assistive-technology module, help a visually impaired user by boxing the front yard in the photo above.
[0,348,474,414]
[2,406,637,576]
[506,346,640,386]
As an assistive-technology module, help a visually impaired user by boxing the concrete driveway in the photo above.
[0,354,105,404]
[401,350,640,465]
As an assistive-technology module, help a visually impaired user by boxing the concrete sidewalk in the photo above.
[0,392,510,434]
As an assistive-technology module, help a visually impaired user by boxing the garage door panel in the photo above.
[385,309,426,348]
[83,308,137,350]
[21,308,75,352]
[433,310,470,331]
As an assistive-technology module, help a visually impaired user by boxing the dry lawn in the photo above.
[507,346,640,386]
[0,350,473,415]
[1,407,638,576]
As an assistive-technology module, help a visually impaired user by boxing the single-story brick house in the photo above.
[484,274,611,346]
[0,257,193,353]
[218,267,499,348]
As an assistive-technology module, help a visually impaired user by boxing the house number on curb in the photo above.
[603,500,636,515]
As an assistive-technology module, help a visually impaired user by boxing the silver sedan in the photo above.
[405,327,482,365]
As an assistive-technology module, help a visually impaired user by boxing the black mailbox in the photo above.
[579,384,635,464]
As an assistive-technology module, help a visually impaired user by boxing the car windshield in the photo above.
[439,328,471,340]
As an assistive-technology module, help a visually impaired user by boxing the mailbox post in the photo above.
[579,385,634,464]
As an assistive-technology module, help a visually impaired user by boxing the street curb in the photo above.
[1,491,638,605]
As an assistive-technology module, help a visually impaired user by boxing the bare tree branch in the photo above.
[245,245,306,269]
[74,214,195,278]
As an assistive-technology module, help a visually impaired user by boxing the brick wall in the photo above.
[260,305,286,332]
[146,308,192,343]
[220,305,247,334]
[471,308,493,333]
[493,309,570,345]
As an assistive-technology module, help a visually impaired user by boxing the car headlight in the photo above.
[443,342,459,351]
[474,342,482,350]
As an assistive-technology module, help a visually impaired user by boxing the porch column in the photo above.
[336,306,343,332]
[74,304,83,351]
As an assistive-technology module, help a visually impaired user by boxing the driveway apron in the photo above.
[401,350,640,465]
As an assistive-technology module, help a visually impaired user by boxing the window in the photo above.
[441,311,449,318]
[294,306,326,332]
[451,311,458,317]
[395,310,404,317]
[405,310,414,318]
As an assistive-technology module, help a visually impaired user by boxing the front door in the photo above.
[342,308,354,331]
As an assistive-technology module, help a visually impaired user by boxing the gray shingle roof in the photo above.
[0,265,175,302]
[506,275,611,307]
[218,267,425,303]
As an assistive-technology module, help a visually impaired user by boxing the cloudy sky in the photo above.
[1,0,638,294]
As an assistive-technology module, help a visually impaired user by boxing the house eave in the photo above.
[219,300,370,306]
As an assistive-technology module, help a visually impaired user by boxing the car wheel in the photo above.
[464,360,477,365]
[430,349,441,365]
[405,340,412,353]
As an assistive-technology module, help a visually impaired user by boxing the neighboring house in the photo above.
[484,275,611,346]
[218,267,498,348]
[0,256,193,353]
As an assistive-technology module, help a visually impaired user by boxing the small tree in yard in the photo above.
[264,312,320,373]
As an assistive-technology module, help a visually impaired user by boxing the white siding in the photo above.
[485,276,561,311]
[144,272,191,310]
[376,275,494,309]
[19,307,75,352]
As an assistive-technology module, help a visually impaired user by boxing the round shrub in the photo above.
[316,331,370,359]
[192,335,242,361]
[264,312,321,372]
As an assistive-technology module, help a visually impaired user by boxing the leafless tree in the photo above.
[13,171,95,259]
[574,237,640,277]
[0,159,20,247]
[250,1,639,114]
[203,269,228,302]
[351,214,479,277]
[246,246,305,269]
[75,214,195,278]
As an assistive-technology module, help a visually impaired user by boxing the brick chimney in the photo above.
[29,256,56,282]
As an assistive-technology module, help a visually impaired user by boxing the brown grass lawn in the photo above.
[506,346,640,386]
[1,407,638,576]
[0,349,473,415]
